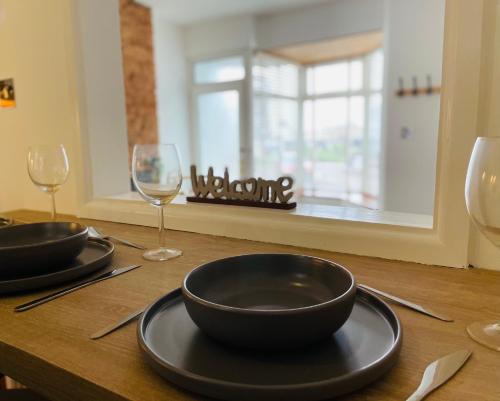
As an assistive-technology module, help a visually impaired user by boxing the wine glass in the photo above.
[465,136,500,351]
[27,144,69,220]
[132,144,183,261]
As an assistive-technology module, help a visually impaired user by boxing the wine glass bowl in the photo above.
[465,136,500,351]
[132,144,183,261]
[27,144,69,220]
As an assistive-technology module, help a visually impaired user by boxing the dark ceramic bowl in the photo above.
[0,222,89,278]
[182,254,356,350]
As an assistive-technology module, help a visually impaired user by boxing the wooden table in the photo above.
[1,210,499,401]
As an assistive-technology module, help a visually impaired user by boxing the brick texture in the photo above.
[119,0,158,163]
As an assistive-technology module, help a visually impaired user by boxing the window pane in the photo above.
[253,53,298,97]
[253,96,298,178]
[197,90,240,176]
[303,98,349,198]
[194,57,245,84]
[314,97,348,138]
[307,62,349,95]
[349,60,363,91]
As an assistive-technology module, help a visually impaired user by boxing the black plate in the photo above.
[138,288,402,401]
[183,254,356,349]
[0,238,114,295]
[0,222,89,278]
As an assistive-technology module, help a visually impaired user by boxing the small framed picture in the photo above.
[0,78,15,108]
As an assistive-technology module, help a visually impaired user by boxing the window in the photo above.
[303,52,383,207]
[252,51,383,208]
[252,54,299,180]
[192,51,383,207]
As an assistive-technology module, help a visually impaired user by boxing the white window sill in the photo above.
[105,192,433,229]
[76,192,450,267]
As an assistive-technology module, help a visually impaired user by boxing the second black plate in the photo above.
[138,287,402,401]
[0,238,114,295]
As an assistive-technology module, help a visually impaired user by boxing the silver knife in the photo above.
[406,349,472,401]
[358,284,454,322]
[90,307,145,340]
[14,265,142,312]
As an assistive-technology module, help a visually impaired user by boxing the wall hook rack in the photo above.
[396,74,440,97]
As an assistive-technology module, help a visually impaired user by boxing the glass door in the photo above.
[193,83,244,178]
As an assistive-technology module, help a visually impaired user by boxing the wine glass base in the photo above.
[142,247,182,262]
[466,320,500,352]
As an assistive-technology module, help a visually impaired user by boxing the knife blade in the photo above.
[406,349,472,401]
[90,307,145,340]
[358,284,454,322]
[14,264,142,312]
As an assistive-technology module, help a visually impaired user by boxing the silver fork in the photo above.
[88,226,146,250]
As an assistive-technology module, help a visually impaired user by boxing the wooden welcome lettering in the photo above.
[186,166,297,210]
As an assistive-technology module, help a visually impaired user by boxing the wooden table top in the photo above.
[1,210,499,401]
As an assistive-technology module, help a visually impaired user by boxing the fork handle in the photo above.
[107,235,146,250]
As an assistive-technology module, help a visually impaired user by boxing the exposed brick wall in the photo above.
[119,0,158,163]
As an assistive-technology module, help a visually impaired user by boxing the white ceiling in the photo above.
[136,0,329,25]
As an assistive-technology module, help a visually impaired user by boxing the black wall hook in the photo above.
[397,77,404,97]
[426,74,433,95]
[412,76,418,96]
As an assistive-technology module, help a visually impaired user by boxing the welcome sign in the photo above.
[187,166,296,210]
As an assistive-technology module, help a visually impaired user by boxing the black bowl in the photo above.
[0,222,89,278]
[182,254,356,350]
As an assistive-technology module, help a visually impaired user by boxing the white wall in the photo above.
[382,0,446,214]
[184,15,255,59]
[256,0,383,49]
[0,0,130,215]
[183,0,382,57]
[0,0,80,214]
[152,14,191,173]
[74,0,130,199]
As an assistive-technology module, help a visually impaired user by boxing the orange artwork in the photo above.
[0,78,15,108]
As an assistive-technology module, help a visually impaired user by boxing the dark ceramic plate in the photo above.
[0,216,13,228]
[0,238,114,295]
[0,222,89,278]
[138,288,402,401]
[183,254,356,350]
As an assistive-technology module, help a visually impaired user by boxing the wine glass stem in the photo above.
[50,192,57,221]
[158,205,165,248]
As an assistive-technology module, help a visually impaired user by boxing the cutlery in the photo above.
[88,226,146,250]
[14,264,142,312]
[0,216,13,227]
[406,349,472,401]
[358,284,453,322]
[90,307,145,340]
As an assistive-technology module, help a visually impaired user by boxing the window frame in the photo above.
[68,0,497,269]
